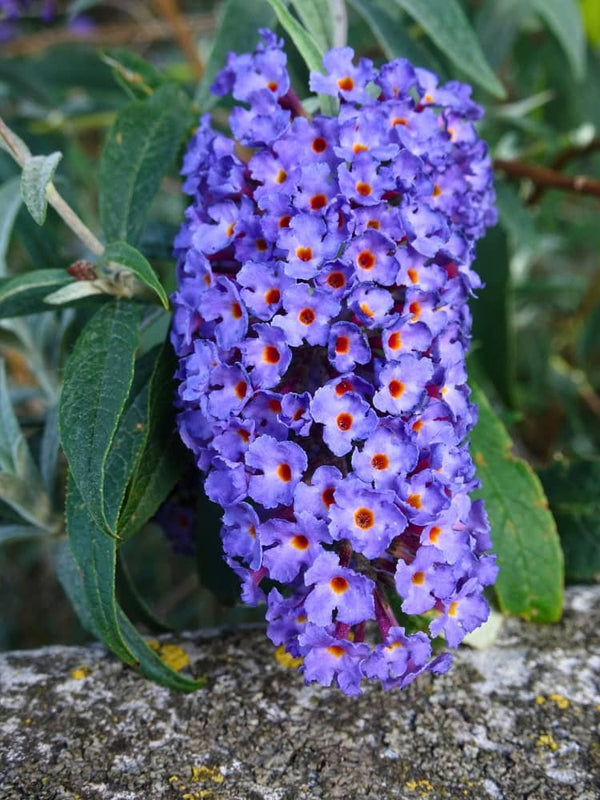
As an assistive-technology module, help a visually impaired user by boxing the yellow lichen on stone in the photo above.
[405,778,433,796]
[536,733,558,751]
[535,695,545,704]
[71,665,92,680]
[146,640,190,671]
[274,645,303,669]
[190,765,224,784]
[549,693,569,709]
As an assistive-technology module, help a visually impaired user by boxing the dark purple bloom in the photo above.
[172,31,497,694]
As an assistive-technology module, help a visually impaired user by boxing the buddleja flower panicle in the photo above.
[172,29,498,695]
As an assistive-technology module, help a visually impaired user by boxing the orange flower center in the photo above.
[389,379,405,399]
[335,336,350,354]
[371,453,389,470]
[329,577,349,594]
[263,346,280,364]
[298,307,316,325]
[354,507,375,529]
[264,288,280,305]
[296,246,313,262]
[337,76,355,92]
[277,463,292,482]
[336,412,353,431]
[357,250,376,270]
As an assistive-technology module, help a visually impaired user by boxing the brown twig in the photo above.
[2,13,217,57]
[528,136,600,205]
[152,0,205,79]
[494,158,600,201]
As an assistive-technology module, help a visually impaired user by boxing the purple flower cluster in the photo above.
[172,30,498,694]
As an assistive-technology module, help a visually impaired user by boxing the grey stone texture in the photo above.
[1,585,599,800]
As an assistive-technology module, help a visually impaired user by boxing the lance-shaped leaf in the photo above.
[21,151,63,225]
[290,0,337,51]
[470,383,563,622]
[99,84,191,247]
[59,301,141,534]
[103,349,156,531]
[0,360,52,529]
[0,176,22,276]
[62,486,202,691]
[116,342,188,540]
[0,269,74,319]
[0,524,49,545]
[101,241,169,309]
[529,0,586,81]
[66,473,136,664]
[393,0,506,98]
[539,460,600,583]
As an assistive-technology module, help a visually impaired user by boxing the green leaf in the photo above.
[495,180,539,253]
[103,349,155,531]
[116,609,203,691]
[0,177,22,276]
[59,301,141,534]
[116,554,172,634]
[0,360,50,529]
[40,403,60,497]
[539,460,600,583]
[0,269,73,318]
[117,342,187,540]
[53,537,99,637]
[0,471,53,530]
[289,0,336,51]
[66,473,136,663]
[0,358,24,473]
[266,0,337,115]
[57,525,201,691]
[347,0,444,76]
[529,0,586,81]
[101,241,169,309]
[474,0,529,71]
[472,226,515,409]
[393,0,506,98]
[102,48,164,100]
[0,524,48,545]
[195,0,276,109]
[99,84,191,247]
[470,383,564,622]
[43,281,105,306]
[196,488,240,606]
[20,152,63,225]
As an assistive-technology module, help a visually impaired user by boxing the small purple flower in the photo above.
[374,354,434,416]
[394,546,455,614]
[310,385,377,457]
[309,47,375,104]
[259,512,329,583]
[429,577,491,647]
[304,551,375,626]
[327,321,371,373]
[273,282,340,346]
[328,476,407,559]
[299,624,371,695]
[351,425,418,489]
[241,323,292,389]
[245,434,307,508]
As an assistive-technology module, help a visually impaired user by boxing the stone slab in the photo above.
[1,586,599,800]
